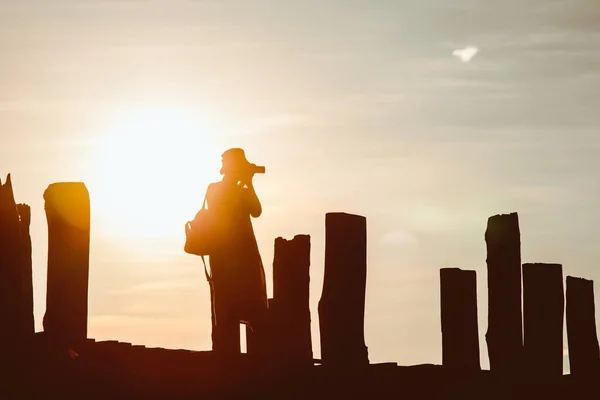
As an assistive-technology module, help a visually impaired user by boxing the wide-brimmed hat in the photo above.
[220,148,251,175]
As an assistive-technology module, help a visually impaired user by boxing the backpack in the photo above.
[184,188,213,281]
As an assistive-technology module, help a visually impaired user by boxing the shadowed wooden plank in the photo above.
[318,212,369,367]
[272,235,312,367]
[485,212,523,374]
[566,276,599,377]
[17,203,34,337]
[523,263,564,378]
[43,182,91,344]
[440,268,480,371]
[0,174,27,346]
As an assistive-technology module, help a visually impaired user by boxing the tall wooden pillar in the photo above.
[17,203,34,337]
[0,174,25,345]
[210,280,241,356]
[485,212,523,374]
[440,268,480,371]
[523,263,564,378]
[246,297,277,362]
[318,212,369,367]
[566,276,599,377]
[43,182,91,344]
[272,235,312,366]
[247,235,312,367]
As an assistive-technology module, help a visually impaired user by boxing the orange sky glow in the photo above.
[3,1,600,374]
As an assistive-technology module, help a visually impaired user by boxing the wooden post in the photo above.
[440,268,480,371]
[0,174,27,346]
[43,182,91,344]
[485,212,523,374]
[271,235,313,367]
[247,235,312,368]
[566,276,599,377]
[246,298,274,357]
[522,263,564,378]
[318,212,369,367]
[17,203,34,337]
[210,281,241,356]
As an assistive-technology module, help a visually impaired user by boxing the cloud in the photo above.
[405,205,456,232]
[452,46,479,63]
[380,230,418,247]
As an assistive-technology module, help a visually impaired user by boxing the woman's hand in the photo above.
[244,175,262,217]
[239,173,254,188]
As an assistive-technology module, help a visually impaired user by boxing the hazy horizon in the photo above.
[2,0,600,373]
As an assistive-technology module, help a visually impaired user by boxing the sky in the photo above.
[2,0,600,373]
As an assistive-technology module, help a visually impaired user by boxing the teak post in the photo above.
[17,203,34,337]
[272,235,313,367]
[440,268,480,371]
[247,235,312,367]
[566,276,599,377]
[0,174,28,347]
[318,212,369,367]
[485,212,523,374]
[522,263,564,378]
[43,182,91,344]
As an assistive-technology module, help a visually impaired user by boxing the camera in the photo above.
[249,164,266,174]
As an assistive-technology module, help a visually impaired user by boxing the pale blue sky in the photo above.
[2,0,600,372]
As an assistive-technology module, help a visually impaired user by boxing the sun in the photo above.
[88,106,223,241]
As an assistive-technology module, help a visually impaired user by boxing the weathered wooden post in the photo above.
[43,182,91,345]
[247,235,312,367]
[210,281,241,355]
[566,276,599,377]
[485,212,523,374]
[17,203,34,337]
[318,212,369,367]
[440,268,480,371]
[246,298,272,358]
[273,235,312,366]
[522,263,564,378]
[0,174,25,346]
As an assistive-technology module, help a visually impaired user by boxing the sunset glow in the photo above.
[88,107,222,240]
[3,1,599,372]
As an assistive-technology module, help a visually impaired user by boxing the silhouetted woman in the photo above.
[206,148,268,355]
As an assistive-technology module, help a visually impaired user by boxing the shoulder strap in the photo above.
[202,185,209,210]
[201,255,211,282]
[200,185,211,281]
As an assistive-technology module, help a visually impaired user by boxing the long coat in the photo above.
[206,181,268,328]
